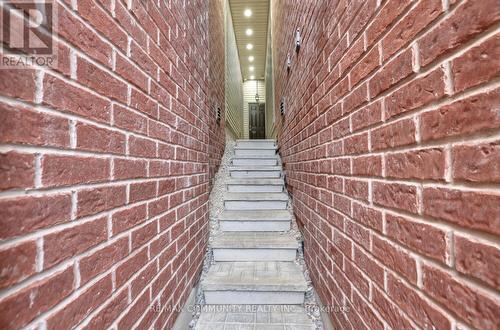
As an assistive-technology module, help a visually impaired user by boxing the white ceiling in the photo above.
[229,0,269,81]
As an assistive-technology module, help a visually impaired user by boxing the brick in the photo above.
[56,3,112,67]
[0,267,74,329]
[369,48,413,97]
[366,0,413,47]
[345,259,370,298]
[113,104,148,135]
[420,89,500,142]
[371,118,416,151]
[385,148,446,180]
[130,262,156,299]
[113,158,147,180]
[352,202,383,232]
[345,179,369,201]
[0,68,37,101]
[76,57,128,103]
[131,221,158,249]
[79,237,129,284]
[353,246,384,287]
[373,182,418,213]
[42,155,110,188]
[115,53,149,92]
[352,155,382,176]
[117,290,150,329]
[345,219,370,250]
[0,102,70,147]
[76,123,126,154]
[423,264,500,329]
[351,290,384,330]
[423,187,500,235]
[452,33,500,93]
[115,248,148,288]
[0,194,71,240]
[373,235,417,284]
[77,0,128,52]
[131,88,158,118]
[112,204,147,235]
[43,74,111,124]
[350,46,380,87]
[77,185,126,218]
[382,0,442,60]
[343,83,368,114]
[386,213,448,262]
[129,135,157,158]
[82,289,128,330]
[47,275,113,330]
[452,140,500,183]
[455,235,500,290]
[387,273,451,329]
[385,68,445,119]
[372,286,415,330]
[0,152,35,191]
[43,217,108,268]
[351,101,383,132]
[130,181,157,203]
[0,240,37,290]
[419,0,500,66]
[344,132,369,155]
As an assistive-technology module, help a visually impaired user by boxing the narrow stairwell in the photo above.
[195,139,316,329]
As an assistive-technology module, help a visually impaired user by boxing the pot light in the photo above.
[250,75,255,79]
[244,9,252,17]
[248,56,254,62]
[246,28,253,36]
[249,66,254,72]
[246,43,253,50]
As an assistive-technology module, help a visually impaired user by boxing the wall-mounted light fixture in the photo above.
[286,53,291,71]
[295,28,301,52]
[280,97,285,116]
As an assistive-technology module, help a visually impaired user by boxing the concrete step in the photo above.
[234,147,276,157]
[195,304,315,329]
[232,156,278,166]
[227,178,284,193]
[229,166,281,179]
[219,210,291,232]
[224,192,288,210]
[212,232,298,261]
[236,139,276,149]
[202,262,307,305]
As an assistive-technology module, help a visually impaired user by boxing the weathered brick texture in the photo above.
[272,0,499,328]
[0,0,225,328]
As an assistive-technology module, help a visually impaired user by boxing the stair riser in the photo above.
[213,249,297,262]
[227,184,283,193]
[230,171,281,179]
[204,291,305,305]
[235,149,276,157]
[225,201,288,210]
[219,221,290,232]
[232,158,278,166]
[237,142,276,149]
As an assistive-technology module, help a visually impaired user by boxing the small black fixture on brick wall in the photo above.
[295,28,301,52]
[280,97,285,116]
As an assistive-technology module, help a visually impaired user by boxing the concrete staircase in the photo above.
[195,140,315,329]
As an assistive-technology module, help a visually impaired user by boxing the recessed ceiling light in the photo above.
[244,9,252,17]
[246,44,253,50]
[246,28,253,36]
[249,66,254,72]
[250,75,255,79]
[248,56,254,62]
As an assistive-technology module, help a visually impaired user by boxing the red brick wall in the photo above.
[0,0,225,328]
[272,0,499,329]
